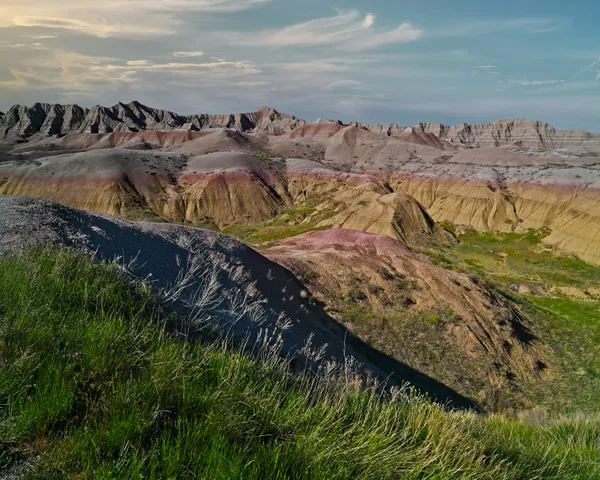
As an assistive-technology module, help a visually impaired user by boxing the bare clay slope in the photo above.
[265,229,550,408]
[314,125,600,265]
[0,195,475,409]
[0,138,453,249]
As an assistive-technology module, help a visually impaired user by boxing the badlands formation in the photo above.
[2,101,599,409]
[1,101,600,265]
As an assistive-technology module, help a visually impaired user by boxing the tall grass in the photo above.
[0,249,598,479]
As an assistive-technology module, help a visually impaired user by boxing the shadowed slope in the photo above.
[0,195,477,410]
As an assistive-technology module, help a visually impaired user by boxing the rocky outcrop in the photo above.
[0,103,53,137]
[0,102,305,139]
[352,119,596,149]
[39,104,88,136]
[4,101,597,149]
[417,119,596,149]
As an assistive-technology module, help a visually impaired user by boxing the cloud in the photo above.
[438,18,559,37]
[0,0,272,37]
[280,62,350,73]
[226,10,422,50]
[0,50,259,92]
[0,41,47,50]
[323,79,364,91]
[508,79,564,86]
[7,14,175,37]
[173,51,205,58]
[473,65,499,75]
[101,59,260,75]
[571,59,600,80]
[126,60,150,66]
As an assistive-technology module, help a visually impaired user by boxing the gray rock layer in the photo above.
[0,102,305,138]
[2,102,597,150]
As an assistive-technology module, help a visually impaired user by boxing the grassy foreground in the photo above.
[0,249,599,479]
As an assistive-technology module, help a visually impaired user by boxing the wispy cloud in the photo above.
[438,18,560,37]
[225,10,422,51]
[173,51,205,58]
[126,60,150,66]
[280,62,350,73]
[101,59,260,75]
[323,79,364,92]
[0,41,47,50]
[473,65,499,75]
[0,50,260,91]
[508,79,564,86]
[571,59,600,80]
[0,0,272,37]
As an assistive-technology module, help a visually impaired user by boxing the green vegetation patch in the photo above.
[1,248,599,478]
[422,229,600,411]
[449,229,600,289]
[223,203,338,246]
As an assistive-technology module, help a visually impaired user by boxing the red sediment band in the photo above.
[267,228,413,257]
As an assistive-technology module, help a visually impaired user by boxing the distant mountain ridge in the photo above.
[0,101,305,139]
[0,100,598,149]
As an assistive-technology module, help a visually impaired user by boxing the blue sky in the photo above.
[0,0,598,130]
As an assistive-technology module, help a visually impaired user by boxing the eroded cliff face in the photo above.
[3,101,598,148]
[0,102,305,138]
[2,102,600,264]
[0,147,454,251]
[354,118,597,149]
[312,125,600,264]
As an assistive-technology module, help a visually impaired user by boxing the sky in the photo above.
[0,0,598,130]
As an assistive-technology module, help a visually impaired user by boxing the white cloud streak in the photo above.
[0,0,272,37]
[173,51,205,57]
[0,50,259,91]
[508,79,564,86]
[438,18,559,37]
[571,59,600,80]
[226,10,422,50]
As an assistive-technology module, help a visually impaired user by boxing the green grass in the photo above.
[222,204,338,246]
[1,249,599,479]
[337,306,486,405]
[421,229,600,411]
[440,229,600,290]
